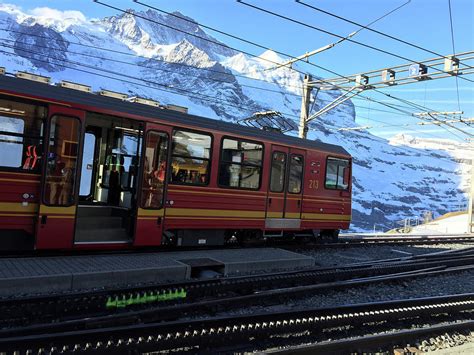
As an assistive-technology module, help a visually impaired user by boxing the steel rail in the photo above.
[0,294,472,353]
[267,320,474,354]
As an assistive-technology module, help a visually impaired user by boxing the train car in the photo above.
[0,72,352,251]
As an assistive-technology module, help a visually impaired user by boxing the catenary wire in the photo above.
[94,0,466,132]
[136,0,409,72]
[0,36,304,99]
[4,13,467,138]
[0,28,304,92]
[0,36,425,116]
[93,0,310,76]
[295,0,474,71]
[96,0,418,90]
[0,31,418,122]
[0,45,304,120]
[236,0,474,84]
[5,42,461,141]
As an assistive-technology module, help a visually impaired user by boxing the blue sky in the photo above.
[6,0,474,141]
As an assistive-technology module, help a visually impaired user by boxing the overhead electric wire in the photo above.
[92,0,433,123]
[373,90,473,136]
[96,0,409,87]
[136,0,407,73]
[0,37,303,99]
[354,114,469,141]
[94,0,466,129]
[371,91,473,138]
[0,44,302,120]
[236,0,474,84]
[126,0,432,121]
[353,104,412,117]
[0,28,304,92]
[295,0,474,71]
[133,0,293,61]
[3,4,465,139]
[3,41,439,139]
[93,0,309,77]
[448,0,462,113]
[0,35,413,122]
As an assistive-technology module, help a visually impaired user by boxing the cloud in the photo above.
[29,7,87,23]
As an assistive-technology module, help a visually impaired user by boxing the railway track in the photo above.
[267,321,474,354]
[0,234,472,258]
[337,234,474,246]
[0,294,472,353]
[1,248,473,333]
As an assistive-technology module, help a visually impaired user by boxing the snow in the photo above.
[408,212,472,235]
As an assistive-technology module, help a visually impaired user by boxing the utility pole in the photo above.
[299,74,312,139]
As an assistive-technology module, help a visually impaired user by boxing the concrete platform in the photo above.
[0,248,314,297]
[168,248,315,276]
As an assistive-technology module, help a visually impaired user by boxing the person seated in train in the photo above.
[175,169,187,183]
[188,171,199,184]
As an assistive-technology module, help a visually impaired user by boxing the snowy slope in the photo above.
[407,211,471,235]
[0,3,471,231]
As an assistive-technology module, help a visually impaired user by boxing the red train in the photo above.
[0,72,352,251]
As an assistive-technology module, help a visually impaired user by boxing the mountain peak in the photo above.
[257,49,284,67]
[166,39,216,68]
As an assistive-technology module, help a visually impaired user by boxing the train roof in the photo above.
[0,74,350,156]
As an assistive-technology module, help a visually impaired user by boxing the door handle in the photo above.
[41,215,47,224]
[268,198,272,205]
[297,200,301,207]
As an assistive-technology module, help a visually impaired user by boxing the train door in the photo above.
[74,112,143,245]
[36,106,84,249]
[285,149,305,219]
[134,123,172,246]
[265,145,288,224]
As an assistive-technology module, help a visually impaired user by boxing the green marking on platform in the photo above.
[105,288,187,308]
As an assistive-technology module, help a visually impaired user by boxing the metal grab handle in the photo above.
[268,198,272,205]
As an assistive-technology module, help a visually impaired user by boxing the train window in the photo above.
[141,131,169,209]
[288,155,304,194]
[44,115,81,206]
[0,98,45,171]
[325,157,350,190]
[170,130,211,185]
[219,138,263,190]
[270,152,286,193]
[79,133,96,197]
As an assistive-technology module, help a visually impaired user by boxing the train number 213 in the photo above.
[309,180,319,189]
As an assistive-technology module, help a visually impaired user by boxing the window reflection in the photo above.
[270,152,286,193]
[219,138,263,190]
[325,157,349,190]
[141,131,168,208]
[44,116,80,206]
[170,130,211,185]
[0,98,45,171]
[288,155,303,194]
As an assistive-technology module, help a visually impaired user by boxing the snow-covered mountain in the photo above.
[0,3,471,231]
